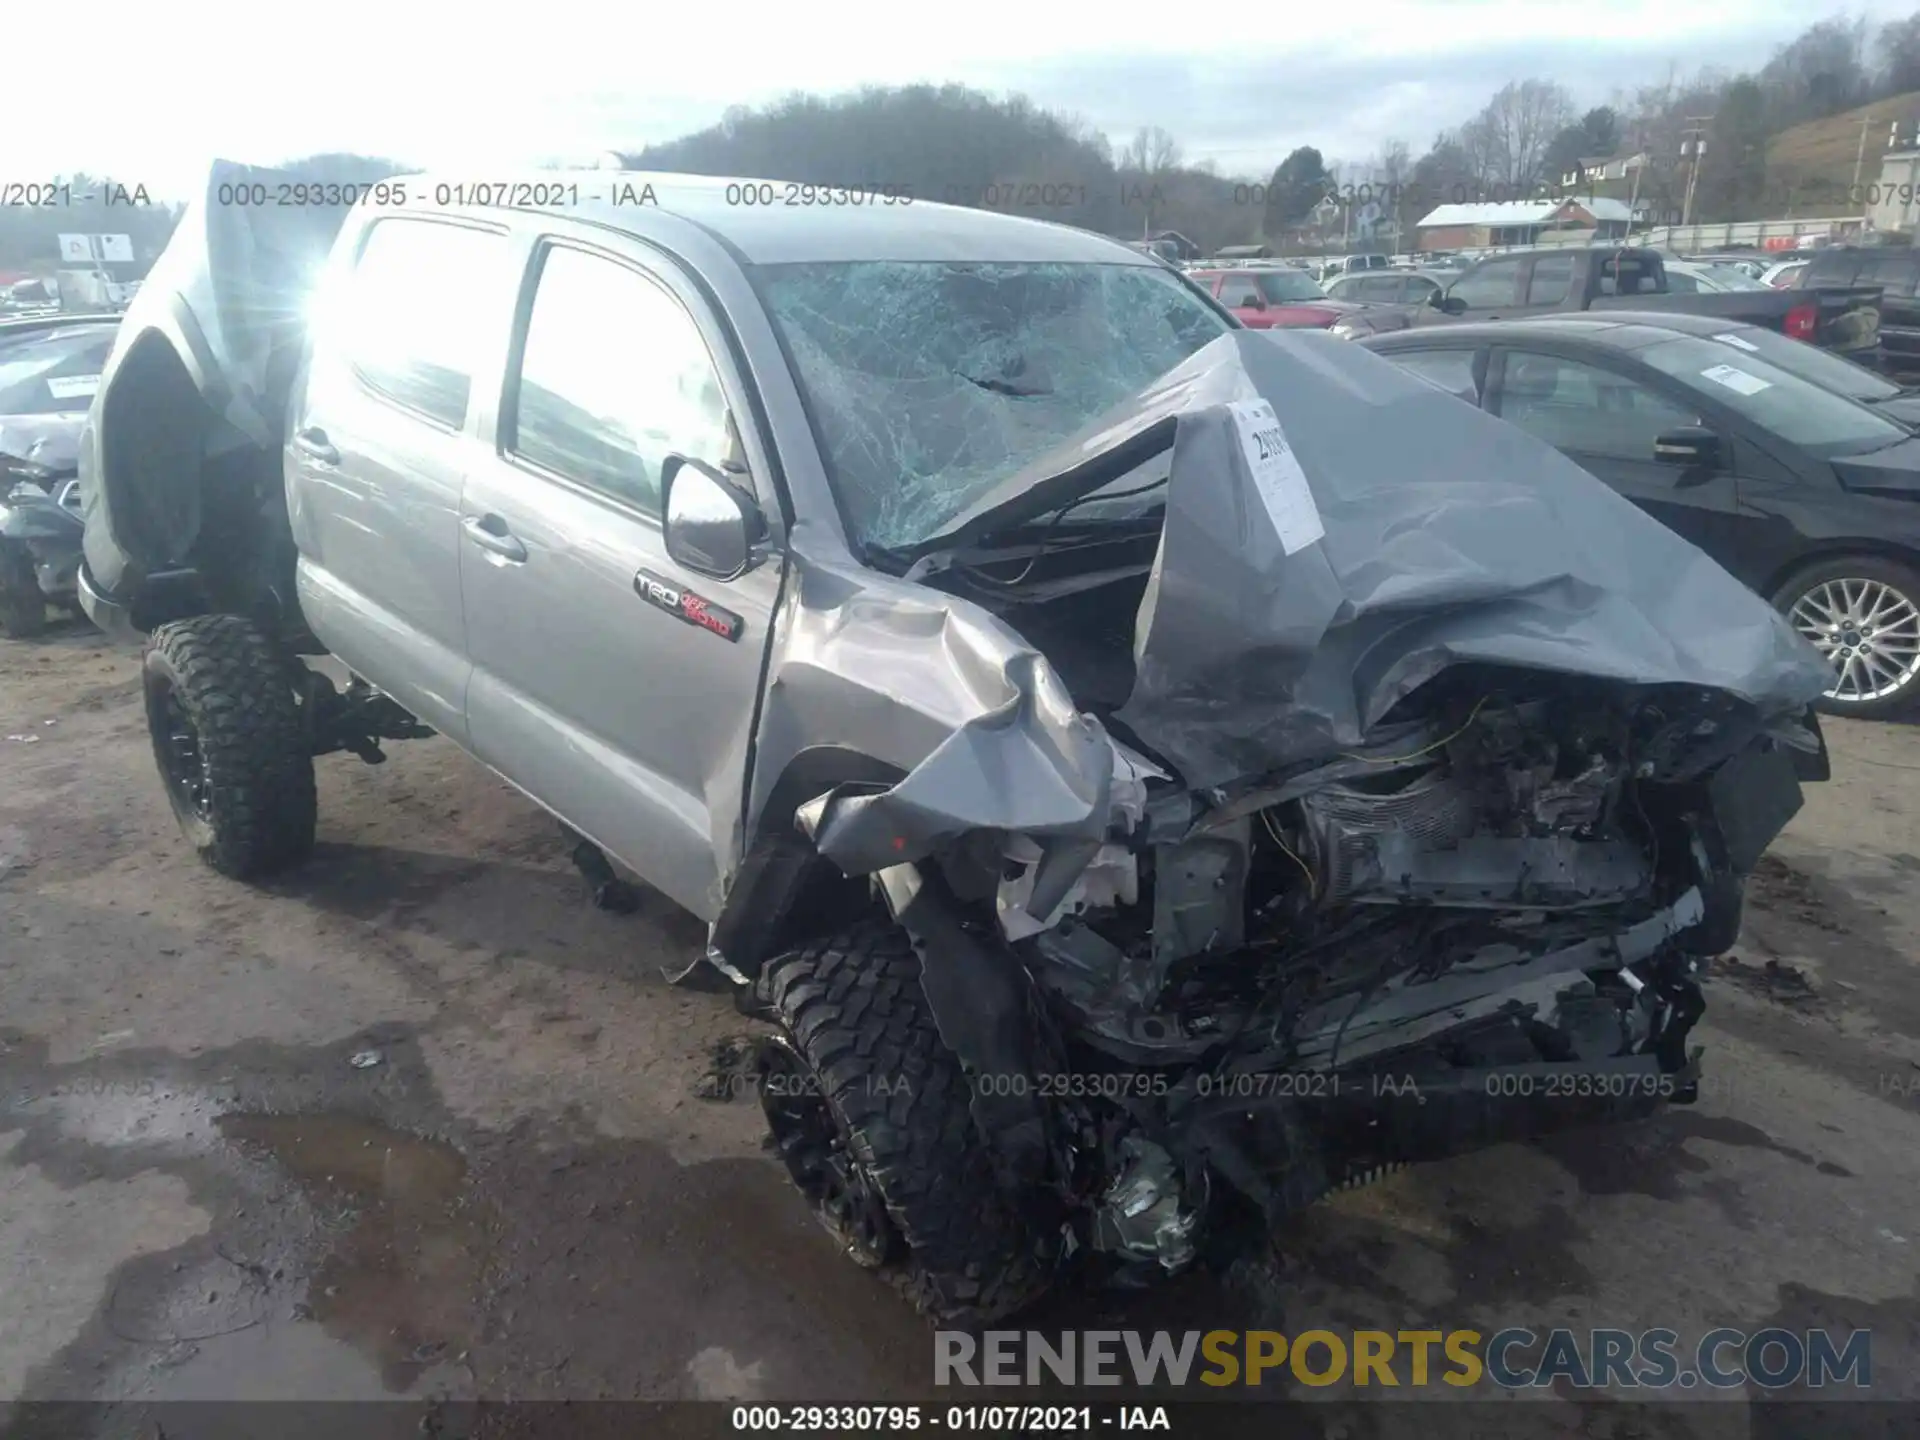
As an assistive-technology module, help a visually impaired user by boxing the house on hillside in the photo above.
[1414,197,1637,252]
[1561,153,1648,199]
[1145,229,1200,261]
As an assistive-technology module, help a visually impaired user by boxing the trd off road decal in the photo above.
[633,570,744,642]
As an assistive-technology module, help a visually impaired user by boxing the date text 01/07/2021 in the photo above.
[730,1405,1173,1431]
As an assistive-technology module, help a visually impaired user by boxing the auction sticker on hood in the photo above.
[1229,399,1325,555]
[1699,363,1771,396]
[47,374,100,400]
[1714,332,1761,352]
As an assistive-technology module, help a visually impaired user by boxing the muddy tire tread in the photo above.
[144,613,317,879]
[763,919,1056,1323]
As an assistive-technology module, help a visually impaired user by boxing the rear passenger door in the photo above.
[288,215,516,746]
[459,233,785,920]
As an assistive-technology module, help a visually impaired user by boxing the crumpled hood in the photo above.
[0,413,83,477]
[1113,330,1834,785]
[802,330,1832,869]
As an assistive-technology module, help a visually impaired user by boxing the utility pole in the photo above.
[1679,117,1712,230]
[1854,110,1874,196]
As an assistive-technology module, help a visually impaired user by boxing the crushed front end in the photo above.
[755,330,1835,1294]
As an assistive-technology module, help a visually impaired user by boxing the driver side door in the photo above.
[459,232,786,920]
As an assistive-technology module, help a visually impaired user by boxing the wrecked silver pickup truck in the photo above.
[76,163,1833,1321]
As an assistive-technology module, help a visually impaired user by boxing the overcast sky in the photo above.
[11,0,1920,197]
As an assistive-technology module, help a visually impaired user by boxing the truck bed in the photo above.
[1588,285,1884,367]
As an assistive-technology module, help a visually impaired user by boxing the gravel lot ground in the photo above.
[2,619,1918,1437]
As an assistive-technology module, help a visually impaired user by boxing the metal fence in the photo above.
[1629,217,1864,252]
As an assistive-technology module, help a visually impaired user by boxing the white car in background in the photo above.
[1761,259,1811,288]
[1662,259,1771,293]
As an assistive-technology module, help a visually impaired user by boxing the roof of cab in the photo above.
[1362,313,1736,352]
[403,170,1158,267]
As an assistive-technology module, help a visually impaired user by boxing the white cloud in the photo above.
[10,0,1920,195]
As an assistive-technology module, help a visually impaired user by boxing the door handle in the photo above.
[294,426,340,464]
[463,514,527,563]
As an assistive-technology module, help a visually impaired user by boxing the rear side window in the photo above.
[506,245,733,516]
[1449,259,1522,309]
[1526,255,1576,305]
[1218,275,1263,307]
[338,219,508,428]
[1807,250,1865,286]
[1384,348,1481,403]
[1859,251,1920,298]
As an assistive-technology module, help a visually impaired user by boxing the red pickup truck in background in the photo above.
[1186,265,1375,331]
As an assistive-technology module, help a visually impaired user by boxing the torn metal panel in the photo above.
[1113,331,1834,787]
[761,554,1162,876]
[1285,885,1706,1068]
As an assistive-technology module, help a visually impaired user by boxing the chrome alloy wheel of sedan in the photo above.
[1788,575,1920,708]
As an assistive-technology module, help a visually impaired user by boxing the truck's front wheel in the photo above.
[143,614,317,879]
[757,920,1058,1322]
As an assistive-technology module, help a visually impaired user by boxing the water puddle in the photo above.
[210,1113,485,1396]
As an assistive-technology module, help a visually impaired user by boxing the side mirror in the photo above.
[1241,292,1267,310]
[1654,426,1721,472]
[661,454,768,581]
[1435,293,1468,314]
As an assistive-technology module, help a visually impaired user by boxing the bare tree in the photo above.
[1118,126,1183,177]
[1375,138,1414,245]
[1457,80,1577,192]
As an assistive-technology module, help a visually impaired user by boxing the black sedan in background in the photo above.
[1360,313,1920,717]
[1547,310,1920,430]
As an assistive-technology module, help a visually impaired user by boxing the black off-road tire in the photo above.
[759,920,1058,1323]
[0,543,46,639]
[142,614,317,879]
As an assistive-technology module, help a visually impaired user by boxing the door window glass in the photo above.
[1218,275,1263,307]
[1526,254,1576,305]
[1447,259,1522,309]
[338,219,508,427]
[1495,350,1700,460]
[506,246,733,516]
[1385,348,1481,403]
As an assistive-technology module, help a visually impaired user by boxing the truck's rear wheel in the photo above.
[0,543,46,639]
[757,920,1058,1322]
[142,614,317,879]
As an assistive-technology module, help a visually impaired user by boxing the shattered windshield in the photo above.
[756,260,1230,550]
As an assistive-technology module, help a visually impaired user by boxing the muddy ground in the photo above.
[2,620,1919,1438]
